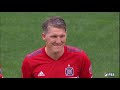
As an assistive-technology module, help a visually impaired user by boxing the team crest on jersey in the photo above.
[65,64,74,76]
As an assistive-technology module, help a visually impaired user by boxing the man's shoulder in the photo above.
[26,47,44,58]
[66,45,83,53]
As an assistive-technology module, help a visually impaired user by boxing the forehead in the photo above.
[47,27,66,34]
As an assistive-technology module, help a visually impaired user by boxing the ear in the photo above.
[42,33,46,41]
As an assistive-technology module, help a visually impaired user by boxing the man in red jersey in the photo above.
[21,16,92,78]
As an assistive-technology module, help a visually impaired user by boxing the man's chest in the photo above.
[32,57,81,78]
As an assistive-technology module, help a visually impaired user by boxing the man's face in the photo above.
[42,26,67,53]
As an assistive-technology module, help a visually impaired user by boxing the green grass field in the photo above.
[0,12,119,78]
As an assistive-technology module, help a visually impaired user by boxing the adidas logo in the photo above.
[38,71,45,76]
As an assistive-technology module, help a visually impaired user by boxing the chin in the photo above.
[54,49,61,53]
[54,48,63,53]
[52,45,64,53]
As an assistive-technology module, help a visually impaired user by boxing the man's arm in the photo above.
[79,51,93,78]
[21,56,33,78]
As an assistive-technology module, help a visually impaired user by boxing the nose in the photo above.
[56,37,62,43]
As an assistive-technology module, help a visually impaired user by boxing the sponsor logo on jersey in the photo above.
[65,64,74,76]
[38,71,45,76]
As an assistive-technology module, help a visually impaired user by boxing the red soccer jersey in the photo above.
[22,45,92,78]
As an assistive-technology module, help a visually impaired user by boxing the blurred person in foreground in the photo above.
[0,65,3,78]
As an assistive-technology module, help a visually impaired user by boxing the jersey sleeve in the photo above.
[79,51,93,78]
[21,56,33,78]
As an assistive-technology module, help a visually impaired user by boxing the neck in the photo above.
[45,47,64,60]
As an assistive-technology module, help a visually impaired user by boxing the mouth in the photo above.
[53,44,63,46]
[53,45,63,49]
[53,45,62,48]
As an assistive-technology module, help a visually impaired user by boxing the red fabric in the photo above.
[0,74,3,78]
[22,45,92,78]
